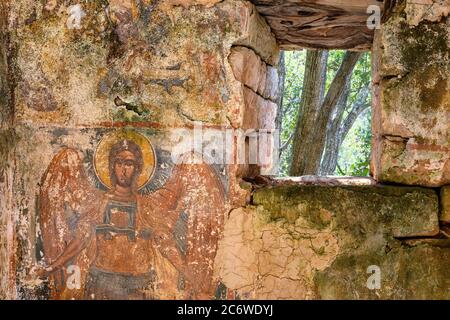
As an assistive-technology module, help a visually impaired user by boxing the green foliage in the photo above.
[336,109,372,176]
[279,50,372,177]
[335,52,372,177]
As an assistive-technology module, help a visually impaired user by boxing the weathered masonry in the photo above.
[0,0,449,299]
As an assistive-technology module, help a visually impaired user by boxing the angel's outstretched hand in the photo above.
[22,264,53,288]
[28,264,53,280]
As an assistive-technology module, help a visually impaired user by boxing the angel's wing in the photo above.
[138,156,226,299]
[39,148,101,299]
[177,160,226,299]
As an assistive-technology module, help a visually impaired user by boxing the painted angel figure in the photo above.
[34,131,225,300]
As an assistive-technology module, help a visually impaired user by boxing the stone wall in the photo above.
[214,178,450,299]
[214,0,450,300]
[0,0,449,300]
[0,0,281,299]
[371,0,450,187]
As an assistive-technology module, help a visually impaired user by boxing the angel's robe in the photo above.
[49,162,187,299]
[74,192,178,299]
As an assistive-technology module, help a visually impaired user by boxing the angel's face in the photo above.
[113,150,137,188]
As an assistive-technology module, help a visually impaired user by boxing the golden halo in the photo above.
[94,130,156,190]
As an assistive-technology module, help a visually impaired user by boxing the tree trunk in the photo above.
[289,49,328,176]
[290,50,361,176]
[320,82,350,175]
[320,84,370,175]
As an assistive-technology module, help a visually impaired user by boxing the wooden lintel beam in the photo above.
[250,0,385,50]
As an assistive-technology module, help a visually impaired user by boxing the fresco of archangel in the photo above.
[34,130,225,300]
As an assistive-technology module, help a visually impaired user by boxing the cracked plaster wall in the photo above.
[214,181,450,299]
[0,0,280,299]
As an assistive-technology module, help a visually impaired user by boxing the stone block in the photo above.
[371,6,450,187]
[258,99,277,130]
[315,244,450,299]
[233,1,280,66]
[242,86,278,130]
[253,184,439,238]
[441,185,450,223]
[263,66,279,101]
[242,86,259,130]
[229,46,266,94]
[405,0,450,26]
